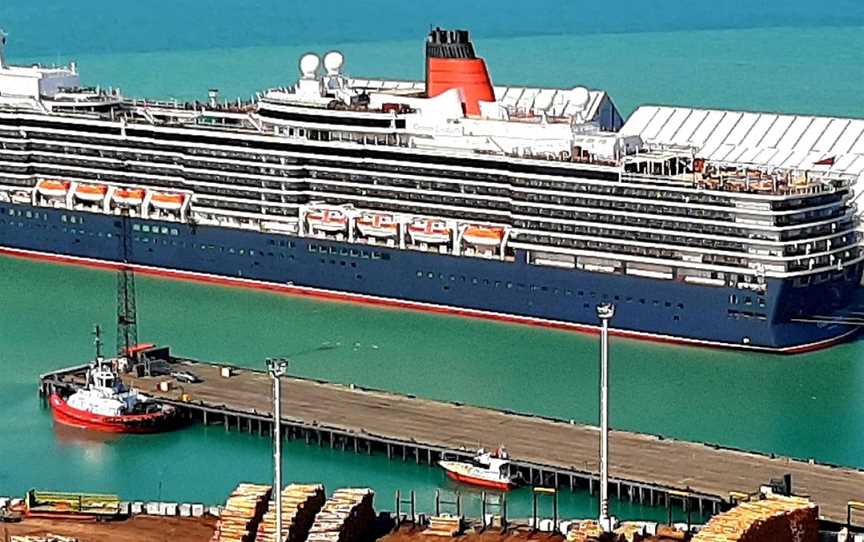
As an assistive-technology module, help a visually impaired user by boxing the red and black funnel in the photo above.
[425,28,495,117]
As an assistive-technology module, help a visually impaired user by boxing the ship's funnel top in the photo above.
[425,27,494,117]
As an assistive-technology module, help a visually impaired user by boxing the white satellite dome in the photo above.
[299,53,321,79]
[323,50,344,75]
[569,86,590,110]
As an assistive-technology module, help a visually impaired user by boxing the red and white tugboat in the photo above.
[439,447,519,491]
[49,329,177,433]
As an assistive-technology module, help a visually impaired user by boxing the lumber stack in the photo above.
[213,483,273,542]
[423,514,462,537]
[255,484,326,542]
[692,494,818,542]
[566,520,611,542]
[10,536,79,542]
[307,488,375,542]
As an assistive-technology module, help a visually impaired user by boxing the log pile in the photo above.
[692,494,818,542]
[255,484,326,542]
[306,488,375,542]
[213,483,274,542]
[422,514,462,537]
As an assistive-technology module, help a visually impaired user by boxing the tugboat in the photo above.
[49,327,177,433]
[438,447,520,491]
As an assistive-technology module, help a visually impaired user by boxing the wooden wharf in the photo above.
[38,358,864,525]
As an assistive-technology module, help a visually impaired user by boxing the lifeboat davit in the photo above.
[356,212,398,238]
[463,225,505,247]
[37,180,71,198]
[307,208,348,233]
[74,183,108,202]
[150,192,185,211]
[113,188,146,207]
[408,218,450,244]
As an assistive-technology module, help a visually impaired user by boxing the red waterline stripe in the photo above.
[0,246,855,354]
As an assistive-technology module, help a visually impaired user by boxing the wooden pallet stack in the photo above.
[422,514,462,537]
[254,484,326,542]
[692,494,818,542]
[306,488,375,542]
[212,483,273,542]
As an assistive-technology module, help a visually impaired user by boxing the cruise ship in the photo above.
[0,28,862,353]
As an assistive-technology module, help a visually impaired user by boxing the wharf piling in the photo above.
[38,358,864,524]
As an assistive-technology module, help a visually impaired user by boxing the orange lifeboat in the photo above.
[74,183,108,202]
[408,218,450,244]
[112,188,146,207]
[463,225,505,247]
[356,212,397,238]
[306,208,348,233]
[150,192,185,211]
[37,180,71,198]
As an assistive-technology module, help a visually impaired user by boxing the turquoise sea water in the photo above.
[0,1,863,520]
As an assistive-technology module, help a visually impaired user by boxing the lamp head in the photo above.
[596,303,615,321]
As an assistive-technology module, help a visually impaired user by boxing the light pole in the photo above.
[267,357,289,541]
[596,303,615,530]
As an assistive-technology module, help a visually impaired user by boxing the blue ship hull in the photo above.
[1,202,860,352]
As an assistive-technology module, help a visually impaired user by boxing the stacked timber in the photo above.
[10,537,79,542]
[307,488,375,542]
[213,483,273,542]
[423,514,462,537]
[567,520,614,542]
[255,484,326,542]
[692,494,818,542]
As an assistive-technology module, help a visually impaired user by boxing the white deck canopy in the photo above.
[621,105,864,178]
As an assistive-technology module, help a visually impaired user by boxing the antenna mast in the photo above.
[116,208,138,356]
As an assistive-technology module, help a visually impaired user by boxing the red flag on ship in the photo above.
[814,156,835,166]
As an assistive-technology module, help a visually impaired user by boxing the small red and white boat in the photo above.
[37,179,71,198]
[356,212,398,238]
[49,358,176,434]
[307,208,348,233]
[112,188,146,207]
[408,218,450,244]
[74,183,108,202]
[439,448,519,491]
[463,225,505,247]
[150,192,185,211]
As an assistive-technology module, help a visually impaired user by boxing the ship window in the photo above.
[472,278,479,285]
[744,296,752,305]
[69,216,77,224]
[665,301,671,308]
[141,225,149,232]
[578,291,584,296]
[677,303,684,309]
[416,271,422,278]
[161,227,169,234]
[372,252,382,260]
[350,249,359,257]
[730,295,738,304]
[639,298,645,304]
[25,211,32,218]
[757,297,766,308]
[506,282,513,289]
[673,315,680,321]
[427,272,434,279]
[171,228,178,236]
[361,251,369,259]
[132,224,140,231]
[565,290,572,296]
